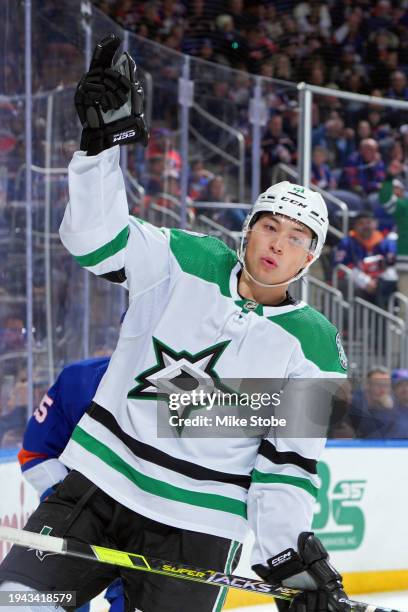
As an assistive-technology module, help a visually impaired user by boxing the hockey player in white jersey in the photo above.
[0,36,350,612]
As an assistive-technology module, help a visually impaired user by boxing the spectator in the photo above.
[201,81,237,132]
[294,2,332,39]
[161,168,181,204]
[332,211,398,308]
[328,379,356,439]
[366,94,388,139]
[387,70,408,101]
[245,26,275,73]
[259,60,274,79]
[309,63,326,87]
[311,145,336,190]
[188,158,214,201]
[212,14,246,68]
[400,124,408,160]
[345,72,368,97]
[146,128,181,175]
[370,47,400,91]
[0,370,27,447]
[183,0,214,52]
[366,1,393,33]
[341,74,369,122]
[356,120,372,143]
[162,31,182,51]
[366,29,399,66]
[312,117,353,167]
[385,139,406,169]
[197,37,215,62]
[379,160,408,297]
[386,71,408,126]
[143,153,165,196]
[340,138,386,196]
[225,0,247,33]
[392,369,408,411]
[115,0,141,31]
[197,175,244,230]
[379,160,408,263]
[261,114,295,190]
[139,2,162,40]
[199,174,229,208]
[272,53,293,81]
[389,369,408,438]
[229,72,251,108]
[0,316,25,353]
[158,0,185,37]
[350,366,397,439]
[155,169,194,226]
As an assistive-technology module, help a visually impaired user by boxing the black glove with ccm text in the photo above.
[253,532,351,612]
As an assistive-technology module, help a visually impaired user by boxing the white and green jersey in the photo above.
[59,146,347,566]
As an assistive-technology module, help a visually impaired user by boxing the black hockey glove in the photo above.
[252,532,351,612]
[75,33,149,156]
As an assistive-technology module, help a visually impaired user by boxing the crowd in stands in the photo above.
[90,1,408,256]
[330,367,408,439]
[94,0,408,94]
[2,1,408,447]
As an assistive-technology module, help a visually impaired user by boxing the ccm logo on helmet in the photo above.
[270,551,292,566]
[113,129,136,142]
[281,197,307,208]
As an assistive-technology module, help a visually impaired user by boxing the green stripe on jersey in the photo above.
[214,540,241,612]
[74,226,129,267]
[169,229,237,297]
[269,305,346,374]
[72,426,247,518]
[251,469,319,499]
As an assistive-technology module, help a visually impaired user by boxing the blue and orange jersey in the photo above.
[18,357,110,496]
[333,230,396,271]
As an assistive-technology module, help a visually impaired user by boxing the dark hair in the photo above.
[354,210,374,223]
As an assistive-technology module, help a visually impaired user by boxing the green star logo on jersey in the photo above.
[128,337,231,402]
[28,526,57,562]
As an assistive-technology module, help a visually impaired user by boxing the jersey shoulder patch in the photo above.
[335,332,348,370]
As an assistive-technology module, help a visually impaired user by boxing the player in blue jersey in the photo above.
[19,357,109,498]
[18,357,124,612]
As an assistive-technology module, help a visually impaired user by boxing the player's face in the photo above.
[245,213,314,285]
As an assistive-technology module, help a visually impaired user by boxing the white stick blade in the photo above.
[0,526,64,554]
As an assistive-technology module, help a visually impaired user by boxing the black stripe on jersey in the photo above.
[99,268,127,283]
[87,403,252,490]
[258,440,317,475]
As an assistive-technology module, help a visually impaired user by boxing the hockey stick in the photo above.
[0,526,400,612]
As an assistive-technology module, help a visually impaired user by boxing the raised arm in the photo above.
[59,35,173,292]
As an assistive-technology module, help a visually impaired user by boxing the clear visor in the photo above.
[248,215,316,253]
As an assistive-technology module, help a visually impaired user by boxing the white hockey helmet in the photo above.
[238,181,329,287]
